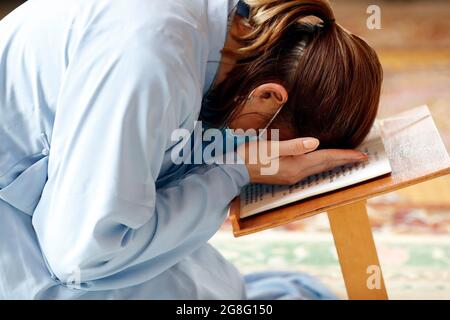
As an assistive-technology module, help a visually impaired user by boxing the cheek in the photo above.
[267,126,297,141]
[228,111,270,131]
[228,116,255,131]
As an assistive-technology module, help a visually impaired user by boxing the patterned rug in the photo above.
[212,226,450,300]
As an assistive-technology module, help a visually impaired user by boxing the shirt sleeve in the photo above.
[32,29,249,290]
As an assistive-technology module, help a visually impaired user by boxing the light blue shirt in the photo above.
[0,0,250,299]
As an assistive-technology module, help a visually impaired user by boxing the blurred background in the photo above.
[2,0,450,299]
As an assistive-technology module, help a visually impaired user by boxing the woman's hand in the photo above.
[237,137,368,185]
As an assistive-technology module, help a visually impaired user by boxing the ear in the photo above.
[250,83,288,106]
[228,83,288,131]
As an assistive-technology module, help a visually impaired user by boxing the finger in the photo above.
[302,149,368,163]
[298,156,367,179]
[285,149,367,166]
[281,149,368,179]
[275,137,320,156]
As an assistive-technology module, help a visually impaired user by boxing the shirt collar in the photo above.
[205,0,239,66]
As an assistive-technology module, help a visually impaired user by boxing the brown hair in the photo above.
[200,0,383,149]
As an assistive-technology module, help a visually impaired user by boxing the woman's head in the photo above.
[201,0,383,149]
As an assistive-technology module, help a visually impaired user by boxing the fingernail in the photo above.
[303,139,319,149]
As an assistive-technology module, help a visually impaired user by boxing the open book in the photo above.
[239,122,392,218]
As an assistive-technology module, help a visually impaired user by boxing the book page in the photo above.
[239,124,392,218]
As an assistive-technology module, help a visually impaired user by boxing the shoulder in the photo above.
[76,0,209,54]
[75,0,209,91]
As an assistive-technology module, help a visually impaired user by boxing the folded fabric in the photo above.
[244,271,338,300]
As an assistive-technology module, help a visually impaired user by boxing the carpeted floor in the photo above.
[215,182,450,300]
[211,229,450,300]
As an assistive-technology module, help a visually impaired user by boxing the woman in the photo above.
[0,0,381,299]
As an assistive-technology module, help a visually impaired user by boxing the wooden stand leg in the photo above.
[327,200,388,300]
